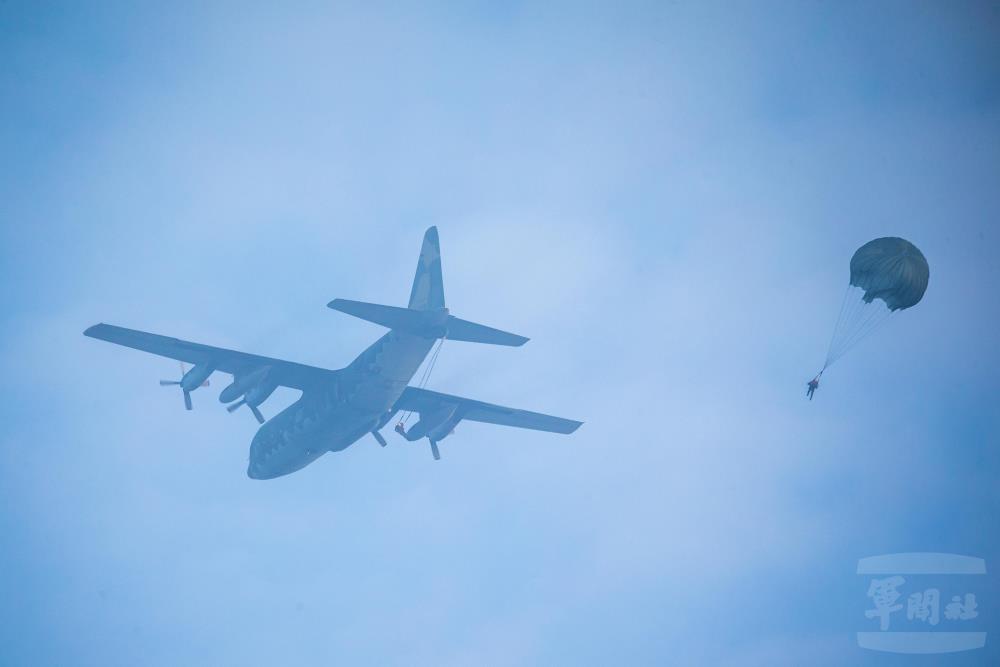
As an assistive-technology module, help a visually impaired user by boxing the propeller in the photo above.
[226,399,265,424]
[159,362,210,411]
[222,370,276,424]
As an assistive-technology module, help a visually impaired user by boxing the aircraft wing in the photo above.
[393,386,582,434]
[83,323,338,390]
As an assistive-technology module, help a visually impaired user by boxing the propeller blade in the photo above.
[183,389,193,411]
[429,439,441,461]
[227,399,246,413]
[249,405,265,424]
[160,380,181,386]
[372,431,388,447]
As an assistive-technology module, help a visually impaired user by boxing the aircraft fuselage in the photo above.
[247,328,436,479]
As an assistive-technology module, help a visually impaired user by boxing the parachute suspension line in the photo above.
[399,336,446,427]
[828,307,893,367]
[826,300,867,367]
[423,337,446,389]
[823,285,897,370]
[827,304,876,366]
[825,301,894,368]
[822,285,854,371]
[823,286,869,369]
[839,301,889,359]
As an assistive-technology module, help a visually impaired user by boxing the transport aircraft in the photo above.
[84,227,582,478]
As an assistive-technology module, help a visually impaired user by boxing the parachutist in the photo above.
[394,422,407,437]
[806,377,819,400]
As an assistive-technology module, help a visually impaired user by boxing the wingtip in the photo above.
[83,323,105,337]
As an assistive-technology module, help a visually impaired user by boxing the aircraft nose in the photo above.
[248,428,271,479]
[247,442,269,479]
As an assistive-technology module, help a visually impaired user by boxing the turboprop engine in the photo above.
[219,366,278,424]
[394,405,462,460]
[160,362,214,410]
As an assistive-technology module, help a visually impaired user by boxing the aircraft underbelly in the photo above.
[248,332,435,478]
[345,330,436,412]
[249,392,355,478]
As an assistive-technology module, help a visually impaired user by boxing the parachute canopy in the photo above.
[849,237,929,312]
[822,237,929,371]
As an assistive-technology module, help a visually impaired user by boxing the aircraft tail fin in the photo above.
[327,227,528,346]
[408,226,445,311]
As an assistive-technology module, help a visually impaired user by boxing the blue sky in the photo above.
[2,2,999,665]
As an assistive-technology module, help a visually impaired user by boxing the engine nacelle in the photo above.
[426,415,460,442]
[244,378,279,408]
[222,367,279,424]
[403,405,459,442]
[219,366,271,403]
[180,363,215,392]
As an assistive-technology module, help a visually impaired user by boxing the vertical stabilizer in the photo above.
[408,227,445,311]
[329,227,526,345]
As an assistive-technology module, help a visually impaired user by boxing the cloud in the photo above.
[3,2,999,665]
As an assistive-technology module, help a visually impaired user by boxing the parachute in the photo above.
[817,237,929,379]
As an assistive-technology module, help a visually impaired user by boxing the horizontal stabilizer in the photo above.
[327,299,528,346]
[327,299,424,331]
[444,317,528,346]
